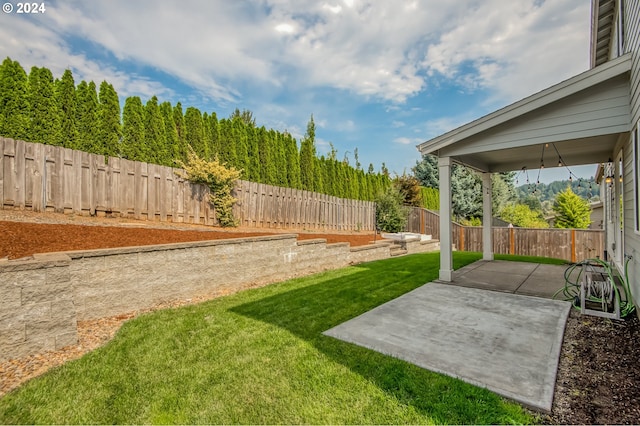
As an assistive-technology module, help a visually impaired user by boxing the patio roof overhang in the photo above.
[417,53,632,173]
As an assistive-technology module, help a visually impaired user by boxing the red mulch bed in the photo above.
[0,218,381,260]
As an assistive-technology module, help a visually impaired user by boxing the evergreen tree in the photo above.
[491,172,516,215]
[553,187,591,229]
[359,170,370,200]
[414,154,517,221]
[520,194,543,212]
[27,66,62,145]
[207,112,220,159]
[172,103,188,164]
[0,57,30,141]
[96,81,121,156]
[229,108,256,127]
[246,125,261,182]
[232,116,249,173]
[285,133,301,189]
[159,101,179,165]
[75,80,99,152]
[354,147,361,170]
[56,69,78,149]
[202,112,212,159]
[375,184,409,232]
[324,145,338,196]
[381,162,389,178]
[185,107,205,158]
[144,96,167,164]
[420,187,440,209]
[217,118,237,168]
[413,154,439,188]
[320,156,332,196]
[273,131,287,186]
[256,126,275,184]
[315,156,325,194]
[337,160,348,197]
[451,165,482,220]
[121,96,146,161]
[299,115,317,191]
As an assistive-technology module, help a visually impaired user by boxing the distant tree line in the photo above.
[0,57,390,202]
[412,154,594,228]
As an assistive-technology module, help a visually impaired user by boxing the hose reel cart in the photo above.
[554,257,635,319]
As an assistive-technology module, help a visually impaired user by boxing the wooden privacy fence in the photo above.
[406,207,605,262]
[233,180,374,230]
[0,138,375,230]
[0,138,215,224]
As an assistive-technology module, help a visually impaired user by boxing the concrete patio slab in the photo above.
[451,269,528,292]
[324,283,571,412]
[445,260,569,298]
[517,264,570,298]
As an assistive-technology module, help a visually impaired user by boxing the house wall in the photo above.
[625,0,640,126]
[608,0,640,308]
[589,203,604,229]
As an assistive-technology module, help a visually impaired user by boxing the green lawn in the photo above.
[0,252,541,424]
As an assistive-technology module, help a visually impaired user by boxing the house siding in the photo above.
[440,76,630,157]
[626,1,640,126]
[612,0,640,307]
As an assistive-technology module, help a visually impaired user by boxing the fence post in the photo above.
[571,229,576,263]
[509,227,515,255]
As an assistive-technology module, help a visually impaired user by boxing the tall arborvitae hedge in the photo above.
[75,80,98,152]
[96,81,121,157]
[0,58,390,201]
[121,96,146,161]
[0,58,30,141]
[56,69,78,149]
[28,66,61,146]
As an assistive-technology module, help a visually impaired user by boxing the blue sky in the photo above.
[0,0,596,183]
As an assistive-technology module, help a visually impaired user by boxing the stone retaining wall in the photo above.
[1,234,418,362]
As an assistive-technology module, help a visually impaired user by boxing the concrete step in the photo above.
[390,247,408,257]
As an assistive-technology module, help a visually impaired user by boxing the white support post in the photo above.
[482,172,494,261]
[438,157,453,281]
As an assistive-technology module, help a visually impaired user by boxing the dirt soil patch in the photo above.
[0,210,384,260]
[545,310,640,424]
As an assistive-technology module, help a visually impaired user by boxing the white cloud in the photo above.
[275,23,296,34]
[1,0,589,108]
[394,136,422,145]
[421,114,480,140]
[0,13,174,100]
[322,4,342,14]
[423,0,590,103]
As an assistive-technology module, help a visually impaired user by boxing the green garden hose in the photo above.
[553,256,636,318]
